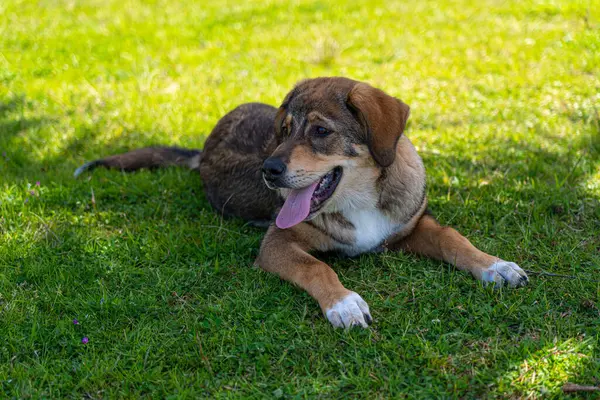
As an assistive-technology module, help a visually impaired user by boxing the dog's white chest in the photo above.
[341,209,401,256]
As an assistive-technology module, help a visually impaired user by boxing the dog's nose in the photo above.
[262,157,286,178]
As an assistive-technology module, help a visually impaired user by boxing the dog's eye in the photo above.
[314,126,331,136]
[280,123,288,135]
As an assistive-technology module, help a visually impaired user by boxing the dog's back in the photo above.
[199,103,282,224]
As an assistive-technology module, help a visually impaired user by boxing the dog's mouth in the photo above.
[310,167,343,214]
[275,167,343,229]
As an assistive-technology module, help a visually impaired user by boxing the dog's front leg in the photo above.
[256,225,372,328]
[393,215,529,288]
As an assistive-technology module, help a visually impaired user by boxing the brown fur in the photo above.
[76,77,528,328]
[348,82,411,167]
[85,146,202,171]
[256,225,352,312]
[390,215,498,281]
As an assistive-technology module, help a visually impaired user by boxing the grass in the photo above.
[1,0,599,397]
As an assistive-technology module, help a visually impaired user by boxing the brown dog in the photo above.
[75,77,528,328]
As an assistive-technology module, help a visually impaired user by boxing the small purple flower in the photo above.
[73,319,79,325]
[81,337,89,344]
[29,190,35,196]
[35,181,40,187]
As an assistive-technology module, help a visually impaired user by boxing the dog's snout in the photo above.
[262,157,286,178]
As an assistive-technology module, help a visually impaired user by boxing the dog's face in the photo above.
[263,77,410,223]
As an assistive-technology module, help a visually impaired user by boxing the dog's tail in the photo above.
[74,146,202,178]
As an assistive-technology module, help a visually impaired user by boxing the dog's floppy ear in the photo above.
[347,82,410,167]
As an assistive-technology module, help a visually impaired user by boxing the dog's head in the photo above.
[263,77,411,229]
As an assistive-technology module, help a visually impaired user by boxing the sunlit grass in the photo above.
[500,339,596,396]
[1,0,599,397]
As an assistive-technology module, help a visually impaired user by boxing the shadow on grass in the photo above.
[0,94,184,180]
[0,96,48,140]
[0,95,57,174]
[3,89,598,266]
[2,96,600,397]
[3,92,599,275]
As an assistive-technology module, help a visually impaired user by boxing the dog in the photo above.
[75,77,529,328]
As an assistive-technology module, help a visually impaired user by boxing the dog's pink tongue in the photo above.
[276,182,319,229]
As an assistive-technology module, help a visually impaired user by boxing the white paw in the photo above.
[482,261,529,288]
[325,292,372,329]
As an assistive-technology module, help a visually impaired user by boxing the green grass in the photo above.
[1,0,599,397]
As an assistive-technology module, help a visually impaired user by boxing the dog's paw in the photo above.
[482,261,529,288]
[325,292,372,329]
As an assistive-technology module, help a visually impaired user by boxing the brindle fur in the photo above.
[76,77,528,328]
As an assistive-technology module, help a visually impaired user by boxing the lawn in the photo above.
[1,0,599,397]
